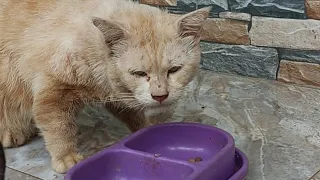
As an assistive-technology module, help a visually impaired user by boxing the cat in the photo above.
[0,143,5,180]
[0,0,211,173]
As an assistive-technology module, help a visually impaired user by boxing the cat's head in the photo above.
[93,7,211,110]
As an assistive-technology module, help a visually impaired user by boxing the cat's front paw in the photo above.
[52,152,83,173]
[0,131,27,148]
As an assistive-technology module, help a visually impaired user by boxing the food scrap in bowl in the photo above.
[154,153,161,157]
[188,157,203,162]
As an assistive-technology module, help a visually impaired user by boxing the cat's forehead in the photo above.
[127,13,178,44]
[124,40,188,73]
[122,15,191,69]
[130,27,177,48]
[129,36,179,65]
[137,44,171,70]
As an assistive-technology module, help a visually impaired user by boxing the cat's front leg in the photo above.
[105,103,152,132]
[32,85,83,173]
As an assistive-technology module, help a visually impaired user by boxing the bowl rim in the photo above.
[122,122,235,146]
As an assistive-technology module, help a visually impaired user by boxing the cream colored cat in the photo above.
[0,0,211,173]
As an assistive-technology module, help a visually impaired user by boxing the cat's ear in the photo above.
[176,7,211,41]
[92,17,126,47]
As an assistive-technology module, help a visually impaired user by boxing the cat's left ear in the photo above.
[92,17,126,47]
[176,7,211,42]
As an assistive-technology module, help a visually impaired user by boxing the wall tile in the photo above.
[167,0,197,14]
[228,0,306,19]
[278,60,320,87]
[219,11,251,21]
[170,14,250,44]
[200,42,279,79]
[202,18,250,44]
[250,16,320,50]
[278,49,320,64]
[305,0,320,20]
[198,0,229,17]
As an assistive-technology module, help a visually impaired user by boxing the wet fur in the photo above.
[0,0,210,173]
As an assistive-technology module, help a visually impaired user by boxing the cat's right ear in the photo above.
[176,7,211,42]
[92,17,126,47]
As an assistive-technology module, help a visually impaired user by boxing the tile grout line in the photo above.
[309,169,320,180]
[6,167,43,180]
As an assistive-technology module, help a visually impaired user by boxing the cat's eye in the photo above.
[168,66,182,74]
[131,71,147,77]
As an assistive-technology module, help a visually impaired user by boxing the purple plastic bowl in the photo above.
[65,122,248,180]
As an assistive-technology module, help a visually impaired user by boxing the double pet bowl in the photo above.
[65,122,248,180]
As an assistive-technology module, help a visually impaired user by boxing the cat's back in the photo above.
[0,0,103,73]
[0,0,58,39]
[0,0,153,58]
[0,0,98,51]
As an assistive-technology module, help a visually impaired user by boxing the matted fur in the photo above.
[0,0,210,173]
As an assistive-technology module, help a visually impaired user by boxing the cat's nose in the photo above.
[151,94,169,102]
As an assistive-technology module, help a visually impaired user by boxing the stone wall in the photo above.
[138,0,320,87]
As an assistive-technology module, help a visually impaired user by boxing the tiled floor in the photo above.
[310,170,320,180]
[4,70,320,180]
[5,168,39,180]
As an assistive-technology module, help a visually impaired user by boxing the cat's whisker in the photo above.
[136,104,146,118]
[103,98,136,103]
[117,103,141,114]
[126,102,142,109]
[110,95,135,98]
